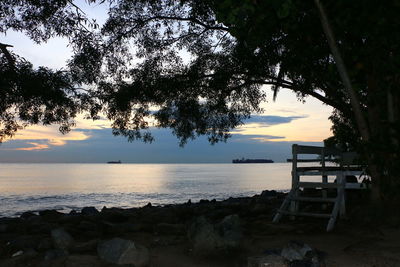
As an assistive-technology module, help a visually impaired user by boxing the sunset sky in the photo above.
[0,2,334,163]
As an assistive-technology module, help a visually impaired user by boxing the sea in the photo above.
[0,163,293,217]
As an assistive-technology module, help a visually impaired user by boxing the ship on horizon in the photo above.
[232,158,274,164]
[107,160,121,164]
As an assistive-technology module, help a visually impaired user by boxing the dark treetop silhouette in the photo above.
[0,0,399,201]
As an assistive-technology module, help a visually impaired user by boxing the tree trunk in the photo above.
[312,0,397,205]
[313,0,370,142]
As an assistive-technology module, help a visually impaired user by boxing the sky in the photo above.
[0,2,334,163]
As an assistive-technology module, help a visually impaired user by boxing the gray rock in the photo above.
[44,249,69,261]
[12,250,23,257]
[81,206,99,215]
[188,214,242,255]
[280,241,326,267]
[51,228,74,250]
[217,214,242,249]
[188,216,222,255]
[281,241,313,261]
[97,238,149,266]
[247,255,286,267]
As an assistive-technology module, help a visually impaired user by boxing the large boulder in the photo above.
[281,241,324,266]
[217,214,242,249]
[188,214,242,255]
[51,228,74,250]
[188,216,222,255]
[97,238,149,266]
[281,241,313,261]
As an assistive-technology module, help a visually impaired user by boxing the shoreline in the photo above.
[0,191,289,219]
[0,190,399,266]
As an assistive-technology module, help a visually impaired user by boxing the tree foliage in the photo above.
[1,0,400,198]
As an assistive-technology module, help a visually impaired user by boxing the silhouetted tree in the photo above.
[1,0,399,201]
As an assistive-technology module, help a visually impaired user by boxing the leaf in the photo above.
[277,0,293,19]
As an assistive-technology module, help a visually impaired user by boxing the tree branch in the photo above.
[0,43,15,67]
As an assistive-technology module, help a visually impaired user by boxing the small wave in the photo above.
[0,190,264,217]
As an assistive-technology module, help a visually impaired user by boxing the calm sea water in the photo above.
[0,163,292,217]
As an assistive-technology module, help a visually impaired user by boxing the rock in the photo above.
[60,213,82,223]
[281,241,324,266]
[65,255,102,267]
[23,248,38,258]
[155,223,185,235]
[217,214,242,249]
[11,250,23,257]
[188,215,242,255]
[39,210,64,221]
[247,254,286,267]
[102,221,141,235]
[251,203,268,213]
[0,224,7,233]
[8,235,40,251]
[44,249,69,261]
[188,216,221,255]
[20,211,37,220]
[281,241,313,261]
[81,206,99,216]
[97,238,149,266]
[100,208,129,223]
[260,190,277,198]
[77,220,98,231]
[34,222,53,234]
[38,238,52,251]
[71,239,98,253]
[51,228,74,250]
[69,210,78,215]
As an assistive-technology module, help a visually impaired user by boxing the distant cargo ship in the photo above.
[107,160,121,164]
[232,158,274,164]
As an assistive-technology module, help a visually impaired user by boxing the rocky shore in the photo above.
[0,190,399,267]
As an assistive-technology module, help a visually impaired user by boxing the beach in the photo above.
[0,190,399,266]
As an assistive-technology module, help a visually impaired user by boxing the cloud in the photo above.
[2,125,91,151]
[244,115,307,127]
[14,142,49,151]
[231,134,285,142]
[0,127,324,163]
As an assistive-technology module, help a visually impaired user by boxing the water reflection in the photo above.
[0,163,293,216]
